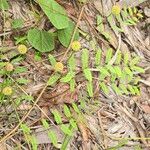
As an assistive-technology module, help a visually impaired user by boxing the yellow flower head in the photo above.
[71,41,81,51]
[2,86,13,96]
[54,62,64,72]
[17,44,28,54]
[5,63,14,72]
[112,5,121,15]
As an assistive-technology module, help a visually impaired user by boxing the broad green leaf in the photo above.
[100,82,109,94]
[60,124,72,136]
[12,18,24,29]
[34,52,42,61]
[63,104,71,118]
[131,66,145,73]
[51,109,62,124]
[58,21,79,47]
[0,0,9,10]
[82,48,89,69]
[70,78,75,92]
[87,81,93,97]
[27,28,54,52]
[105,48,113,64]
[48,54,56,66]
[95,48,102,66]
[60,71,75,83]
[47,73,61,86]
[83,68,92,82]
[68,54,76,71]
[37,0,69,29]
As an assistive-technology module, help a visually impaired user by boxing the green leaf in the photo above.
[119,84,129,95]
[106,65,116,74]
[12,18,24,29]
[114,66,122,77]
[69,118,77,129]
[95,48,102,66]
[131,66,145,73]
[133,86,140,95]
[129,56,140,67]
[82,48,89,69]
[68,54,76,71]
[63,104,71,118]
[58,21,79,47]
[27,28,54,52]
[127,84,135,95]
[96,15,104,32]
[41,119,49,128]
[87,81,93,97]
[72,103,80,114]
[34,52,42,61]
[105,48,113,64]
[60,124,72,136]
[51,109,62,124]
[70,78,75,92]
[30,135,38,150]
[99,67,110,76]
[123,52,129,65]
[14,66,28,74]
[47,73,61,86]
[128,7,133,16]
[37,0,69,29]
[16,78,29,85]
[112,83,122,95]
[124,67,133,77]
[0,0,9,10]
[47,131,58,147]
[48,54,56,66]
[83,68,92,82]
[115,51,122,65]
[100,82,109,94]
[20,123,31,134]
[60,71,75,83]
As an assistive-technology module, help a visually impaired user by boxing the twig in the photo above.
[61,5,85,62]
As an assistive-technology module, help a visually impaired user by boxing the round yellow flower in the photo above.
[71,41,81,51]
[17,44,28,54]
[112,5,121,15]
[5,63,14,72]
[2,86,13,96]
[54,62,64,72]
